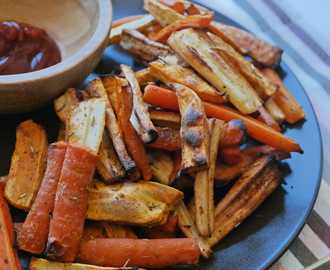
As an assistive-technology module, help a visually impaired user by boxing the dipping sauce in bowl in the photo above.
[0,21,61,75]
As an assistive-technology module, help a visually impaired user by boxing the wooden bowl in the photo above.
[0,0,113,114]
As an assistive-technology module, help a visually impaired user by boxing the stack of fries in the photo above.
[1,0,307,269]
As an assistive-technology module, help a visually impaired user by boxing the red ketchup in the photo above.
[0,21,61,75]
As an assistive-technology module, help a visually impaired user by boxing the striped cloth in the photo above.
[194,0,330,269]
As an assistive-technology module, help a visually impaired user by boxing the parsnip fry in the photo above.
[66,98,106,153]
[29,257,142,270]
[171,82,210,173]
[194,118,223,237]
[143,0,185,27]
[99,75,141,180]
[209,21,283,67]
[167,28,262,114]
[120,29,170,65]
[86,180,183,227]
[261,67,306,124]
[5,120,48,211]
[146,148,174,185]
[173,200,213,259]
[208,154,282,247]
[149,59,227,104]
[120,64,158,144]
[108,14,155,46]
[54,88,86,123]
[208,32,278,100]
[96,131,126,184]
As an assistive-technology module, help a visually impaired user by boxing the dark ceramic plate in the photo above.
[0,0,322,269]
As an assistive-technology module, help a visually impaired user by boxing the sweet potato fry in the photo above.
[167,28,262,114]
[116,78,152,180]
[5,119,48,211]
[45,142,98,263]
[17,142,68,255]
[143,84,303,153]
[0,184,22,270]
[149,11,214,43]
[77,238,200,268]
[261,67,306,124]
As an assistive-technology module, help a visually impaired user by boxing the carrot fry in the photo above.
[143,85,303,153]
[17,142,68,255]
[185,3,202,15]
[138,213,179,239]
[157,0,185,14]
[117,80,152,181]
[256,105,281,132]
[0,175,7,191]
[148,127,181,151]
[77,238,200,268]
[219,119,248,147]
[149,11,214,43]
[261,67,306,124]
[0,184,22,270]
[219,144,243,165]
[45,142,98,263]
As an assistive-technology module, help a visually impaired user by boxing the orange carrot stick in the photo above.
[257,105,281,132]
[139,213,179,239]
[186,3,202,15]
[17,142,68,254]
[149,11,214,43]
[148,127,181,151]
[45,142,98,263]
[143,85,303,153]
[112,14,149,28]
[77,238,200,268]
[0,185,22,270]
[157,0,185,14]
[117,81,152,180]
[261,67,306,124]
